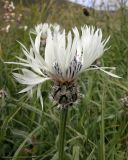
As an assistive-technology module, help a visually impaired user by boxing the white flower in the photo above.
[30,23,61,52]
[9,1,15,10]
[30,23,60,37]
[6,25,120,108]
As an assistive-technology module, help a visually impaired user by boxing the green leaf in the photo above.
[73,145,80,160]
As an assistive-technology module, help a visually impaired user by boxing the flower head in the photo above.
[7,24,120,109]
[30,23,61,52]
[30,23,60,37]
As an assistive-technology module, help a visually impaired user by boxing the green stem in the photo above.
[59,108,68,160]
[100,103,105,160]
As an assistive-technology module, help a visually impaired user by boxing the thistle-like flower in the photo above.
[7,24,120,109]
[30,23,61,52]
[30,23,60,35]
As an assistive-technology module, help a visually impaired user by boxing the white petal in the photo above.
[65,30,78,66]
[13,69,50,85]
[45,29,56,71]
[98,67,121,78]
[55,30,66,74]
[86,65,121,78]
[81,26,109,70]
[18,85,34,93]
[5,61,30,67]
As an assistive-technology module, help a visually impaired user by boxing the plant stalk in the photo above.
[100,103,105,160]
[59,108,68,160]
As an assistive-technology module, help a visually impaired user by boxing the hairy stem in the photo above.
[59,108,68,160]
[100,87,105,160]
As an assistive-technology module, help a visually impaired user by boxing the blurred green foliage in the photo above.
[0,0,128,159]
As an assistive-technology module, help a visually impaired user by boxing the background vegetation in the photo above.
[0,0,128,159]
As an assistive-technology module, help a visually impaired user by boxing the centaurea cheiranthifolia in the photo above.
[30,23,61,52]
[7,24,120,109]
